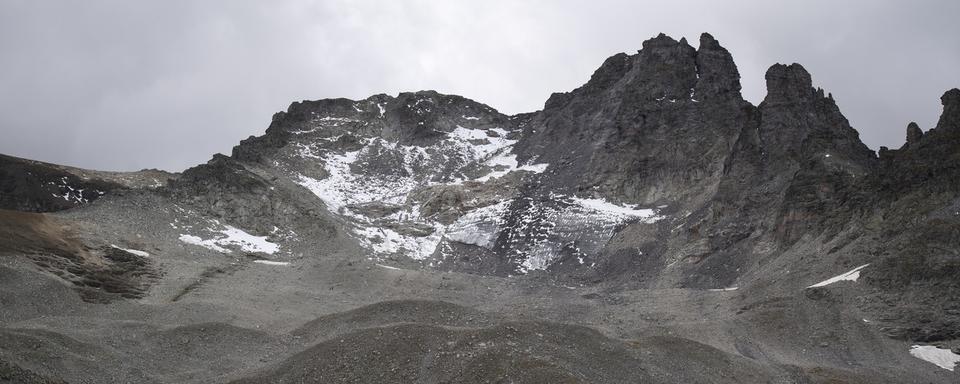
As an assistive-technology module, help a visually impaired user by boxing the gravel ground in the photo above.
[1,192,956,383]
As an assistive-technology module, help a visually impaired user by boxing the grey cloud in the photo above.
[1,0,958,171]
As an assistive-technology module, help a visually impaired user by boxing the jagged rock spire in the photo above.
[906,122,924,146]
[694,32,742,100]
[936,88,960,132]
[763,63,816,104]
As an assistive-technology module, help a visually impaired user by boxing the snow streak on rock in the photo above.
[252,260,290,266]
[807,264,869,288]
[110,245,150,257]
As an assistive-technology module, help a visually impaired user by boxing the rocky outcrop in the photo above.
[0,154,122,212]
[169,154,335,237]
[875,89,960,196]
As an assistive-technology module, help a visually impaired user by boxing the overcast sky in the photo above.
[1,0,958,172]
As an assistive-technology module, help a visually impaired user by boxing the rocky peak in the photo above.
[640,32,682,50]
[757,62,875,168]
[544,32,744,111]
[762,63,817,104]
[905,122,924,147]
[694,33,742,100]
[936,88,960,132]
[625,33,699,102]
[575,52,633,97]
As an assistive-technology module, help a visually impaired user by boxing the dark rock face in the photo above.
[855,88,960,343]
[509,35,884,288]
[695,33,742,100]
[755,64,877,245]
[515,33,750,205]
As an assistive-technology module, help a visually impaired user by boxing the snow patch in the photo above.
[708,287,739,292]
[910,345,960,371]
[110,245,149,257]
[570,197,660,222]
[253,260,290,266]
[179,226,279,255]
[179,234,230,253]
[218,226,280,254]
[807,264,869,288]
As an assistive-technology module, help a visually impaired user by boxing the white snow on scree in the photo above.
[179,226,279,255]
[110,245,150,257]
[807,264,869,288]
[292,125,546,260]
[909,345,960,371]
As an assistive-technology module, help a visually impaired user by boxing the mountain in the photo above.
[1,33,958,383]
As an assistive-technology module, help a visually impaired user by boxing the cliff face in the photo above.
[515,33,750,205]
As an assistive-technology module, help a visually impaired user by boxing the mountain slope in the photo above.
[1,32,959,383]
